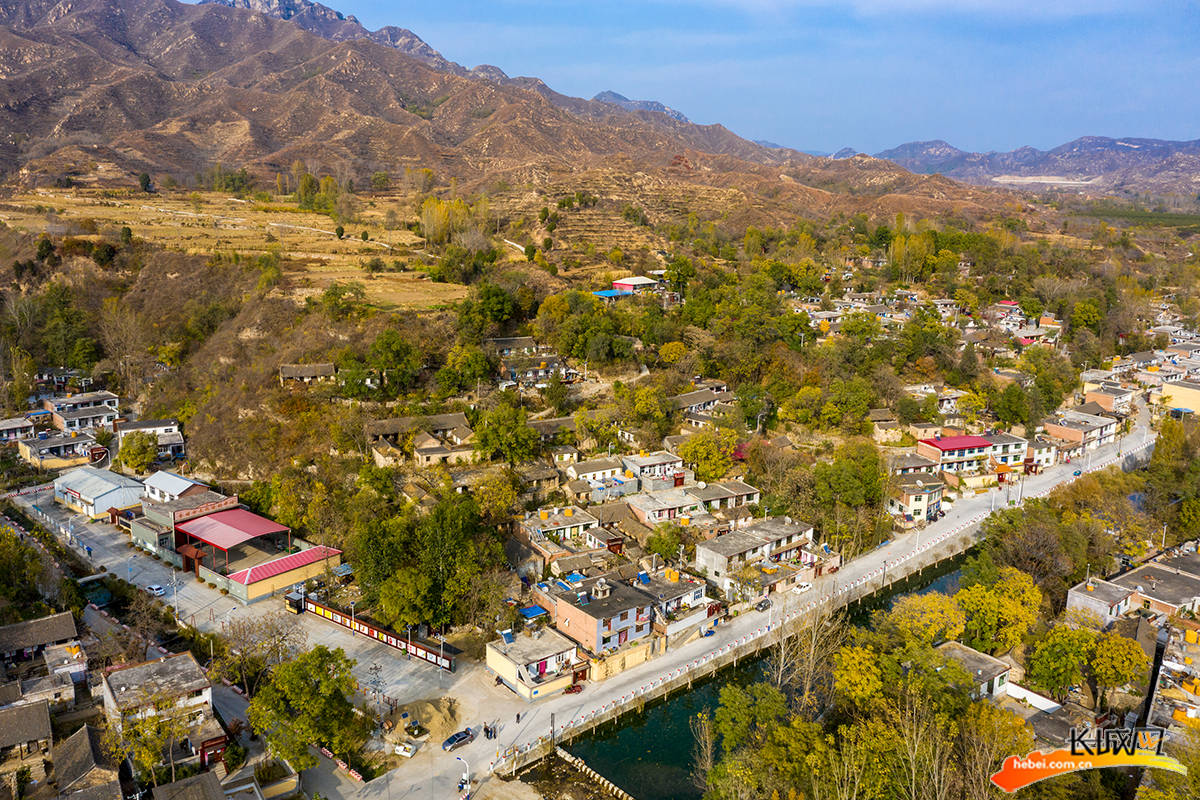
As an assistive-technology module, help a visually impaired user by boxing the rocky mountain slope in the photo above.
[0,0,1016,224]
[873,137,1200,195]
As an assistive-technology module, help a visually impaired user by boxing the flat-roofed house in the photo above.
[1066,578,1133,626]
[1085,385,1135,416]
[694,517,816,596]
[0,417,34,443]
[1109,564,1200,616]
[936,641,1010,699]
[888,476,944,529]
[485,627,583,701]
[1042,410,1117,452]
[17,430,97,469]
[116,418,186,460]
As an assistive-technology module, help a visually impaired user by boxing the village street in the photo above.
[6,403,1157,799]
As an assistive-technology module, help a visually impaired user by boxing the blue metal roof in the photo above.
[518,605,548,619]
[592,289,634,298]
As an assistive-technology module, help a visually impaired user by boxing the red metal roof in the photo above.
[919,435,993,451]
[175,508,289,551]
[227,546,341,585]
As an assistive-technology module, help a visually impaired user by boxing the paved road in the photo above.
[9,407,1155,799]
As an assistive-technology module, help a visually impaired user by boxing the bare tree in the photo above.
[98,297,147,390]
[765,599,844,719]
[888,686,959,800]
[689,711,715,792]
[211,611,307,697]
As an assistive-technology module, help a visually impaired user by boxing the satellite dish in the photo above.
[697,481,707,489]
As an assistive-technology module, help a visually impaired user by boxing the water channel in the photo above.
[565,549,972,800]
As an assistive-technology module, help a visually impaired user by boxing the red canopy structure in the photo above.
[175,508,291,573]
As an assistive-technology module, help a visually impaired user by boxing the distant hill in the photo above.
[593,91,689,123]
[874,136,1200,194]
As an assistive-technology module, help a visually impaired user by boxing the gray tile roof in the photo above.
[0,700,51,749]
[0,612,77,654]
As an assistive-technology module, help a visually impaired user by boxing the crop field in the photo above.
[0,189,470,310]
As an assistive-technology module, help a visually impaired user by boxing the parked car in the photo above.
[791,582,813,595]
[442,729,475,752]
[754,598,772,612]
[146,584,165,597]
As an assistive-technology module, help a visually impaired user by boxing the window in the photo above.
[620,611,629,621]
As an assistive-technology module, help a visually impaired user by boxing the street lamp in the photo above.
[456,755,471,798]
[349,600,357,634]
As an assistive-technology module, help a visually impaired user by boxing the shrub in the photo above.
[223,742,248,772]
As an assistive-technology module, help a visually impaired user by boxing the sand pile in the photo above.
[386,696,460,743]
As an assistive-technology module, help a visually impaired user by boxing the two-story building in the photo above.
[888,476,944,529]
[1043,410,1118,453]
[694,517,816,596]
[0,417,34,443]
[1026,436,1059,472]
[102,653,227,769]
[537,574,652,654]
[116,418,186,460]
[1085,386,1135,417]
[915,435,993,473]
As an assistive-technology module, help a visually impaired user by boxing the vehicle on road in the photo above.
[442,729,475,752]
[702,628,715,637]
[791,582,813,595]
[146,584,165,597]
[754,598,772,612]
[1073,470,1082,476]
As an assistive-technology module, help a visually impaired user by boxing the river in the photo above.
[565,550,972,800]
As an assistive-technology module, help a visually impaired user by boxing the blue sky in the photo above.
[321,1,1198,154]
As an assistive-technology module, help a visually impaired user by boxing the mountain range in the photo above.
[863,137,1200,195]
[0,0,1013,225]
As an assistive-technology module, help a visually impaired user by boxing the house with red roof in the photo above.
[915,435,994,473]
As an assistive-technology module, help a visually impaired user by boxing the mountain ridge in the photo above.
[873,136,1200,193]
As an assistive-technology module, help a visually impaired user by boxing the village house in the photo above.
[484,336,543,357]
[365,413,477,467]
[277,363,336,385]
[936,642,1010,699]
[669,389,721,416]
[626,488,705,527]
[535,573,652,654]
[485,627,584,702]
[0,417,34,443]
[116,418,186,460]
[0,613,77,664]
[51,724,119,799]
[102,653,227,769]
[16,430,98,469]
[3,671,75,712]
[685,480,761,513]
[887,452,939,476]
[984,431,1028,478]
[550,445,579,465]
[1109,564,1200,617]
[1026,436,1059,472]
[53,467,143,519]
[142,470,209,504]
[638,568,714,641]
[1042,410,1118,452]
[41,391,118,418]
[153,773,227,800]
[0,701,52,794]
[694,517,816,596]
[498,354,577,388]
[1084,385,1135,416]
[1160,380,1200,415]
[916,435,993,473]
[611,275,660,294]
[1066,578,1134,626]
[518,506,600,564]
[48,405,117,433]
[1112,350,1163,375]
[888,476,944,530]
[620,451,686,484]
